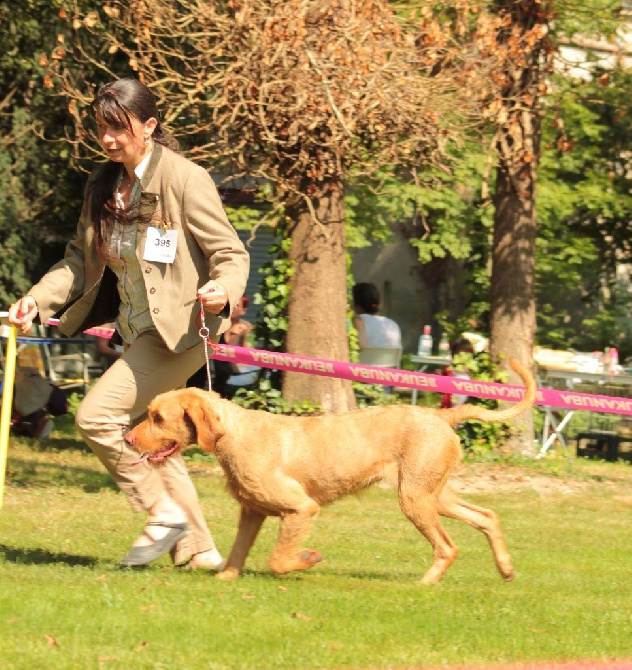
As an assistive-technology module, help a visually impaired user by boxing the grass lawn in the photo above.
[0,426,631,670]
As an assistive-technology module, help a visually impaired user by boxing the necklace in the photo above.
[115,170,139,209]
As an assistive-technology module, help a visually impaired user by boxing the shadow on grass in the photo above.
[233,567,419,582]
[22,435,90,452]
[0,543,98,568]
[7,457,117,493]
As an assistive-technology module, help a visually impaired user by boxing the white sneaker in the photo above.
[183,548,227,571]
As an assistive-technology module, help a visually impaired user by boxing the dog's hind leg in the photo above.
[217,506,266,581]
[398,482,459,584]
[398,431,462,584]
[267,479,322,575]
[438,486,515,581]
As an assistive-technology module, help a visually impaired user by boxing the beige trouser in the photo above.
[76,329,215,564]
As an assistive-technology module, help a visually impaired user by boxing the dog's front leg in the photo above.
[216,506,266,581]
[269,499,322,575]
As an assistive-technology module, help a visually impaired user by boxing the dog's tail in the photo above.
[438,358,536,426]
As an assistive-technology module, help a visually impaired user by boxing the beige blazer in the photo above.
[28,144,250,352]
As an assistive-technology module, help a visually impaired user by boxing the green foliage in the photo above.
[232,385,323,415]
[345,147,494,265]
[252,236,292,352]
[340,9,632,361]
[343,179,399,250]
[229,232,308,412]
[449,351,514,454]
[224,205,268,232]
[553,0,626,41]
[0,109,45,306]
[0,0,87,303]
[353,383,403,408]
[537,66,632,356]
[65,391,83,418]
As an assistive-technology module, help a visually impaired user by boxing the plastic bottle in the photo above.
[418,325,433,356]
[593,351,604,374]
[438,334,451,359]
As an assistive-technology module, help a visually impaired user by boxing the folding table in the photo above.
[409,354,451,405]
[536,367,632,459]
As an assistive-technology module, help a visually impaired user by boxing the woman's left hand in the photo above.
[197,281,228,314]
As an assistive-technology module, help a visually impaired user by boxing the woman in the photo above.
[8,78,249,570]
[351,282,401,349]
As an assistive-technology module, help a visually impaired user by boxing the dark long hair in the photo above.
[352,282,381,315]
[88,78,179,257]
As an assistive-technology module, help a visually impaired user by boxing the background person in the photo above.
[1,367,69,438]
[440,337,476,409]
[187,295,258,397]
[223,295,253,348]
[94,323,123,370]
[351,282,402,350]
[8,78,249,571]
[213,294,256,397]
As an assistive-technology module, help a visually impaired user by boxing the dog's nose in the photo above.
[124,431,134,445]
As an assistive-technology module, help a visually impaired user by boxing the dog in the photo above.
[125,359,535,584]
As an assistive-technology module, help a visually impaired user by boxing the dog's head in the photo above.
[125,388,225,465]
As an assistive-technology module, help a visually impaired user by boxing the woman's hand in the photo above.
[197,281,228,315]
[8,296,39,334]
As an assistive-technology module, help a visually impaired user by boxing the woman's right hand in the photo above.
[8,296,39,334]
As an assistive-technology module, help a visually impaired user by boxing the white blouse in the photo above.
[358,314,401,348]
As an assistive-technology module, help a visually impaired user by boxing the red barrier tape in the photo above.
[47,319,632,416]
[213,344,632,416]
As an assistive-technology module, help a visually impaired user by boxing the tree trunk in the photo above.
[490,162,537,454]
[283,180,355,413]
[489,0,549,454]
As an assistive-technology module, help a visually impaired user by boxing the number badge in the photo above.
[143,226,178,263]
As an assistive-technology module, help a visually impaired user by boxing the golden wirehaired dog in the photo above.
[125,359,535,584]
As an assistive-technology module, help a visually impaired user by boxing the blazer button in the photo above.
[144,267,152,274]
[149,287,156,294]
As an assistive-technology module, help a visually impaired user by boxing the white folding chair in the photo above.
[357,347,403,398]
[358,347,402,369]
[36,326,94,394]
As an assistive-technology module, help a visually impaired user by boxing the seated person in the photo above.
[351,282,401,350]
[440,337,475,409]
[2,367,69,438]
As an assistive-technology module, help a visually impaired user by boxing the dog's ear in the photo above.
[184,397,225,452]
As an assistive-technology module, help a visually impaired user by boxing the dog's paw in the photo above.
[300,550,323,567]
[215,566,240,581]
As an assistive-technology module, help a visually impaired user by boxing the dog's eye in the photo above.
[151,412,164,425]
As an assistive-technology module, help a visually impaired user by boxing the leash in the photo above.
[197,297,219,390]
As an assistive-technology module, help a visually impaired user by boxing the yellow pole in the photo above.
[0,325,18,509]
